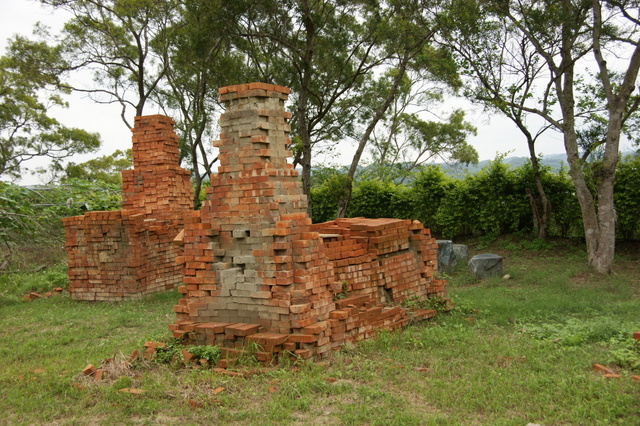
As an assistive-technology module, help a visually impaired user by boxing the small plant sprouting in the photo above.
[333,281,350,300]
[401,293,451,313]
[153,338,183,366]
[186,345,222,366]
[153,338,221,368]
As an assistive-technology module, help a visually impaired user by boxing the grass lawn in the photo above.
[0,237,638,425]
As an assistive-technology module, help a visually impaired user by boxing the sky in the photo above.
[2,0,631,185]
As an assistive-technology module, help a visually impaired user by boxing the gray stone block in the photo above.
[452,244,468,263]
[436,240,457,274]
[468,253,503,278]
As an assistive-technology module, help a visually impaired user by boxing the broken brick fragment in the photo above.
[81,364,97,376]
[93,369,105,381]
[603,373,622,379]
[592,364,614,375]
[188,399,202,408]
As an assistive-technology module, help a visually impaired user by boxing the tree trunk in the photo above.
[528,151,551,240]
[563,118,617,274]
[515,121,551,240]
[299,0,314,217]
[586,98,624,274]
[336,57,410,218]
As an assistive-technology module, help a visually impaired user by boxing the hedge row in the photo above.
[0,179,121,248]
[311,155,640,240]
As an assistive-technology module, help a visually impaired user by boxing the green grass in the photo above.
[0,238,638,425]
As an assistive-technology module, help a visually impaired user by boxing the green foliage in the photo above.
[607,337,640,371]
[310,170,350,223]
[521,316,628,347]
[333,281,350,300]
[614,155,640,239]
[150,338,222,368]
[309,153,640,239]
[543,165,583,237]
[410,165,452,233]
[186,344,222,366]
[153,338,184,365]
[401,294,450,313]
[0,36,101,179]
[348,179,413,219]
[0,180,121,251]
[435,156,531,238]
[64,149,132,185]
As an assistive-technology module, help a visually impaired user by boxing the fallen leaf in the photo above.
[213,387,225,395]
[268,386,277,393]
[188,399,202,408]
[32,369,45,374]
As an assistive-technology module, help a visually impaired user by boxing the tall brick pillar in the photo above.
[173,83,336,334]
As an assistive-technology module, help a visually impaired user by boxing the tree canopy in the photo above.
[0,35,101,181]
[3,0,639,273]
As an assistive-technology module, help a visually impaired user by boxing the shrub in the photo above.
[615,155,640,239]
[435,158,530,238]
[0,180,121,252]
[348,179,412,219]
[410,165,451,232]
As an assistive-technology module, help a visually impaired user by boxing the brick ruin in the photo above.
[63,115,193,301]
[61,83,448,359]
[170,83,448,361]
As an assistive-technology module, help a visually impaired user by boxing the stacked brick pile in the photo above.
[171,83,448,361]
[63,115,193,301]
[312,217,448,303]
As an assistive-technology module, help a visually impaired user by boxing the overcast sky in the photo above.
[3,0,631,185]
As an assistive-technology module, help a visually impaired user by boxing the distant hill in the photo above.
[428,151,637,178]
[310,151,637,183]
[435,153,570,178]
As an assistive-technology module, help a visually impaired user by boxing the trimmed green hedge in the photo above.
[310,155,640,240]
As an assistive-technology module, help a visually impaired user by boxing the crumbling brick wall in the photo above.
[171,83,448,361]
[63,115,193,301]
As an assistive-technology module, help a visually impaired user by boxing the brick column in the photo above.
[64,115,192,300]
[173,83,336,333]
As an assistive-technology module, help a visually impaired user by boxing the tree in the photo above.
[0,36,100,181]
[437,1,556,239]
[41,0,179,128]
[368,78,478,184]
[575,71,640,162]
[158,0,249,208]
[335,0,471,218]
[63,149,132,184]
[236,0,386,214]
[449,0,640,273]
